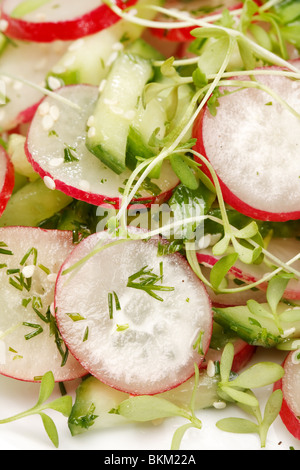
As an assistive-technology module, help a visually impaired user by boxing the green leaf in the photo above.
[248,23,272,51]
[191,27,230,39]
[197,36,231,77]
[220,342,234,384]
[171,423,196,450]
[117,396,188,422]
[192,68,208,88]
[267,274,293,315]
[229,362,284,390]
[36,371,55,406]
[260,390,283,447]
[232,237,262,264]
[237,37,256,71]
[160,57,177,77]
[247,299,274,319]
[40,412,59,448]
[232,221,259,239]
[47,396,73,417]
[237,390,262,423]
[210,252,238,291]
[212,233,231,256]
[169,154,199,191]
[216,417,259,434]
[279,308,300,322]
[221,386,259,407]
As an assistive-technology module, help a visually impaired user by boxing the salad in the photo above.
[0,0,299,451]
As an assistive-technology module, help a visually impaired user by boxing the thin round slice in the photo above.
[193,68,300,222]
[0,39,70,131]
[0,145,14,217]
[150,0,244,42]
[25,84,179,209]
[0,226,87,382]
[0,0,136,43]
[200,323,256,372]
[274,350,300,440]
[54,231,213,395]
[197,237,300,300]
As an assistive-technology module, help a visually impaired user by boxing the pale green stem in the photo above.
[117,37,236,230]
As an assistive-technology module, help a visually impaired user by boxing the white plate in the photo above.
[0,348,299,451]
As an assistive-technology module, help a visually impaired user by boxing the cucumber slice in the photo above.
[68,371,220,436]
[126,96,167,179]
[86,52,154,174]
[25,84,179,209]
[0,178,72,227]
[213,302,300,348]
[46,20,145,87]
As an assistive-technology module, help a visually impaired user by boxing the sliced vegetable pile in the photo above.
[0,0,299,451]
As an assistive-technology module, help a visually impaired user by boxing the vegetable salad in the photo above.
[0,0,299,451]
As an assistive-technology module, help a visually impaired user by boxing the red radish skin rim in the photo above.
[196,251,300,301]
[24,87,179,209]
[0,147,15,217]
[150,3,244,42]
[273,355,300,441]
[200,340,256,373]
[54,233,214,396]
[0,226,88,383]
[196,252,261,287]
[0,0,138,43]
[230,342,256,372]
[193,109,300,223]
[25,138,178,209]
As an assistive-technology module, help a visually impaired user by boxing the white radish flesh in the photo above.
[1,0,133,42]
[193,69,300,221]
[0,146,14,217]
[0,39,70,131]
[0,227,87,382]
[274,350,300,440]
[25,84,179,208]
[55,232,213,396]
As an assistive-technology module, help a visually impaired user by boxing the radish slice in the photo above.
[0,39,70,131]
[202,339,256,373]
[197,237,300,300]
[193,68,300,222]
[0,0,136,43]
[200,324,256,372]
[150,0,244,42]
[200,265,267,307]
[25,84,179,209]
[0,227,87,383]
[54,231,213,395]
[0,146,14,217]
[274,350,300,440]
